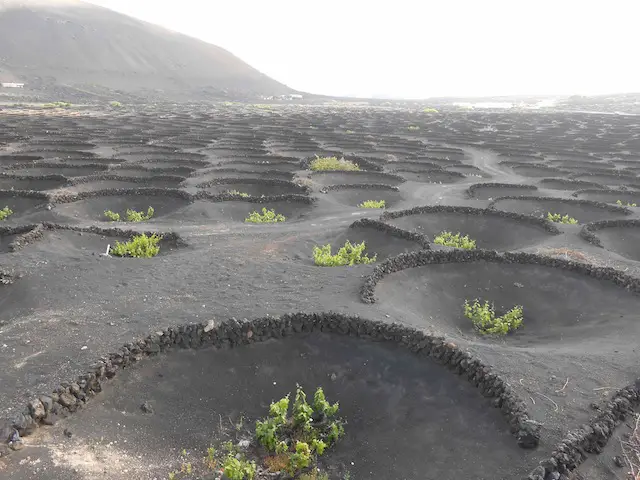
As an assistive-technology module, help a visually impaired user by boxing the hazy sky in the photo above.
[86,0,639,98]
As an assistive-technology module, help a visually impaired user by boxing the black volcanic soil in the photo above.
[383,209,557,251]
[4,334,538,480]
[2,105,640,480]
[590,224,640,261]
[51,192,191,223]
[490,197,629,223]
[322,186,404,209]
[374,261,640,347]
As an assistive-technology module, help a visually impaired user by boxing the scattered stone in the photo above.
[204,319,216,333]
[140,402,154,414]
[63,428,73,438]
[28,399,46,419]
[8,440,23,451]
[39,396,53,414]
[58,392,77,409]
[517,420,541,449]
[613,455,624,468]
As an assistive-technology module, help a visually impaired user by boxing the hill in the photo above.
[0,0,293,101]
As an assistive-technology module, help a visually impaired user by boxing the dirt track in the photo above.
[0,104,639,479]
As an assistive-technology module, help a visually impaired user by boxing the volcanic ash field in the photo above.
[0,104,640,480]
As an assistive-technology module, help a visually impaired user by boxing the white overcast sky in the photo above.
[86,0,639,98]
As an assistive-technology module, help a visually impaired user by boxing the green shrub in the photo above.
[345,130,355,134]
[255,385,344,476]
[103,210,121,222]
[245,207,286,223]
[0,206,13,221]
[287,442,311,475]
[227,190,251,198]
[222,454,256,480]
[109,101,123,108]
[104,207,154,222]
[309,156,360,172]
[617,199,637,207]
[110,234,161,258]
[313,241,376,267]
[407,125,420,131]
[358,200,386,209]
[546,212,578,224]
[433,231,476,250]
[464,299,523,335]
[423,107,439,113]
[43,101,72,109]
[126,207,155,222]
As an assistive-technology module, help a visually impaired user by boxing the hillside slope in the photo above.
[0,0,292,100]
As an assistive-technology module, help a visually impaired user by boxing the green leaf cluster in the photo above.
[313,241,376,267]
[407,125,420,131]
[464,299,523,335]
[104,207,154,222]
[110,234,161,258]
[227,190,251,198]
[617,199,637,207]
[309,156,360,172]
[546,212,578,224]
[0,206,13,221]
[358,199,386,209]
[434,231,476,250]
[43,101,72,109]
[245,207,286,223]
[222,455,257,480]
[255,385,344,476]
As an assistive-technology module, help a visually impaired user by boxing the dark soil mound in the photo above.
[212,161,300,173]
[467,183,537,200]
[573,173,639,187]
[375,261,640,347]
[67,176,185,192]
[586,223,640,262]
[0,154,43,165]
[489,196,629,223]
[32,333,534,480]
[322,185,404,209]
[394,169,465,183]
[538,178,603,191]
[383,207,557,251]
[181,199,313,223]
[445,164,488,177]
[9,165,108,177]
[28,228,182,258]
[310,171,404,186]
[52,191,191,222]
[511,165,567,178]
[0,192,49,221]
[199,169,295,181]
[0,175,68,191]
[288,220,426,265]
[573,189,640,205]
[196,180,305,197]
